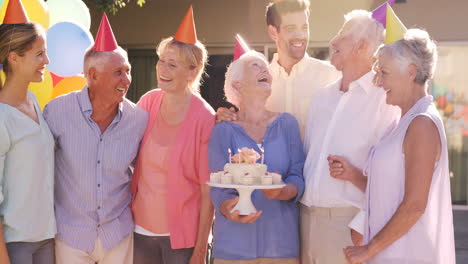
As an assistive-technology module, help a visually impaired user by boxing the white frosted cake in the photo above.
[210,147,283,185]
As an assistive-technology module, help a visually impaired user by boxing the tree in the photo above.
[83,0,146,15]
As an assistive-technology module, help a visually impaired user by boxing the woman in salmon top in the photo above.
[131,29,215,264]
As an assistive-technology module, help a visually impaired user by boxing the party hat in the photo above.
[385,3,407,44]
[3,0,29,24]
[93,13,118,51]
[174,6,197,44]
[371,0,396,28]
[233,34,250,61]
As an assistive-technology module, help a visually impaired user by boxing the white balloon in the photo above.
[47,0,91,30]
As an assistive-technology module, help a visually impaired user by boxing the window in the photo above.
[127,49,157,103]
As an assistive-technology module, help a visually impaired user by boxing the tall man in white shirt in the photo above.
[300,10,400,264]
[217,0,340,136]
[264,0,340,135]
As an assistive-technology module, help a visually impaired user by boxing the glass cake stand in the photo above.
[207,182,286,215]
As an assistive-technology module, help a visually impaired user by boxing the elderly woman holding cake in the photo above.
[208,50,305,264]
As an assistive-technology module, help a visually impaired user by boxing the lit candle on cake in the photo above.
[237,149,242,163]
[228,148,232,163]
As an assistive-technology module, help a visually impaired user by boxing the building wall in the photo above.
[87,0,468,50]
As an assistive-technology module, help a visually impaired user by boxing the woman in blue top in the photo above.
[0,22,56,264]
[209,51,305,264]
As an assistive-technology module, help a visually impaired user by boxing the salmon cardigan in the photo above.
[131,89,215,249]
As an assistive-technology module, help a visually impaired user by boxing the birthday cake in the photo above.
[210,147,282,185]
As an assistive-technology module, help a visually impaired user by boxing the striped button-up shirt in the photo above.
[43,88,148,252]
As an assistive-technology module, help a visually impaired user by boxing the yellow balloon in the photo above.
[444,103,454,115]
[0,0,9,23]
[52,75,86,99]
[0,69,53,110]
[23,0,49,30]
[29,69,53,109]
[0,69,4,85]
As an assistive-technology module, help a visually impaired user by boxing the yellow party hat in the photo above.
[385,3,407,44]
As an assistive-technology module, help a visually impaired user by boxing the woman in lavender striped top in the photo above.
[331,29,455,263]
[0,22,56,264]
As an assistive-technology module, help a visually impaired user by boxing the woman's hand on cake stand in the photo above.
[261,183,297,200]
[220,196,262,223]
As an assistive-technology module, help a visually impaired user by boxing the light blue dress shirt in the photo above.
[43,88,148,253]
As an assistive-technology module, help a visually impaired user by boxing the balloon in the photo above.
[28,69,53,109]
[0,0,8,23]
[23,0,49,29]
[50,72,64,86]
[52,74,86,99]
[446,91,454,102]
[46,22,93,77]
[47,0,91,30]
[444,103,454,115]
[0,69,53,110]
[436,96,448,110]
[431,83,447,99]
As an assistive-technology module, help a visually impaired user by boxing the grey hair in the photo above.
[83,46,128,78]
[343,10,385,57]
[224,50,268,107]
[377,28,437,85]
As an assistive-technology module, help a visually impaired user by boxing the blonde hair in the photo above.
[0,22,45,89]
[156,37,208,93]
[377,28,437,85]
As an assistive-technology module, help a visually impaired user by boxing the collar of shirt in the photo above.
[78,87,123,123]
[347,71,375,95]
[270,52,311,78]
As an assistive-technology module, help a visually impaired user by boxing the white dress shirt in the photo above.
[267,53,341,138]
[301,71,400,233]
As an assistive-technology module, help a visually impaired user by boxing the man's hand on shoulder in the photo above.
[216,107,237,123]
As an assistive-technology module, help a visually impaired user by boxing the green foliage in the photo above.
[83,0,146,15]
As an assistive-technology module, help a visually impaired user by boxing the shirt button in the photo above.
[100,138,103,142]
[97,224,101,228]
[97,160,100,164]
[97,184,101,187]
[97,206,101,210]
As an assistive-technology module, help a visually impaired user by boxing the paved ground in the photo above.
[208,209,468,263]
[455,210,468,263]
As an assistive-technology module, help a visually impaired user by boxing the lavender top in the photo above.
[43,88,148,252]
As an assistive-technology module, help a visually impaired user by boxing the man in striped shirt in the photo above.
[43,45,148,263]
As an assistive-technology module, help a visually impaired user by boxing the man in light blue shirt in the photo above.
[43,21,148,263]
